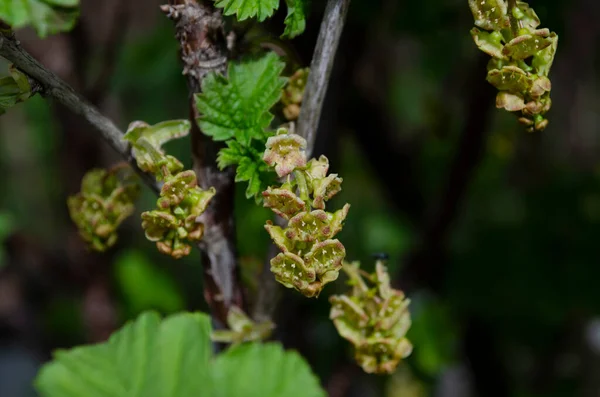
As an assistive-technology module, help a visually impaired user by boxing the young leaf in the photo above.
[35,311,326,397]
[212,0,279,22]
[236,156,263,200]
[283,0,307,38]
[217,140,246,169]
[0,0,80,37]
[195,52,287,146]
[212,343,325,397]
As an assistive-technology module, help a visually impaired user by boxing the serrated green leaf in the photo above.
[35,311,212,397]
[283,0,307,38]
[35,311,326,397]
[195,52,287,146]
[211,343,325,397]
[217,140,246,169]
[0,0,80,37]
[236,156,263,199]
[213,0,279,22]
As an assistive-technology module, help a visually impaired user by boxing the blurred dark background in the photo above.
[1,0,599,396]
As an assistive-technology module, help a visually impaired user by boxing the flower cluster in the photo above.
[67,166,140,252]
[469,0,558,132]
[262,128,350,297]
[281,68,309,121]
[124,120,215,258]
[329,259,412,374]
[141,170,215,259]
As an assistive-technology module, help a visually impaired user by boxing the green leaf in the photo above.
[0,0,80,37]
[0,66,32,114]
[195,52,287,146]
[236,156,263,200]
[217,140,246,169]
[212,343,325,397]
[35,311,326,397]
[283,0,307,38]
[212,0,279,22]
[35,311,212,397]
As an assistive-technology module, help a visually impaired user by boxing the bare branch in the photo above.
[0,32,160,193]
[164,0,246,326]
[296,0,351,156]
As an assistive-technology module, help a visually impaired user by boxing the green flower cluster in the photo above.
[124,120,215,258]
[329,260,412,374]
[469,0,558,132]
[262,128,350,298]
[67,166,139,252]
[141,170,215,259]
[281,68,309,121]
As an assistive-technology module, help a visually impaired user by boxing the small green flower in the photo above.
[502,29,554,60]
[312,173,342,209]
[263,129,307,177]
[468,0,509,31]
[305,155,329,180]
[305,239,345,284]
[262,187,306,219]
[159,170,198,206]
[270,252,316,291]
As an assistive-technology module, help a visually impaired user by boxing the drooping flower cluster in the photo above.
[469,0,558,132]
[262,128,350,298]
[124,120,215,258]
[281,68,309,121]
[329,260,412,374]
[141,170,215,259]
[67,166,140,252]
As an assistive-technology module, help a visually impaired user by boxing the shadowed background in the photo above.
[1,0,599,396]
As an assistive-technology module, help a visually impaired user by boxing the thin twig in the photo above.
[0,33,160,193]
[296,0,351,156]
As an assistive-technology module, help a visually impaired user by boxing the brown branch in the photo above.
[163,0,245,326]
[0,32,160,193]
[296,0,351,156]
